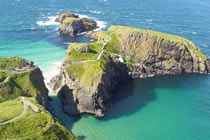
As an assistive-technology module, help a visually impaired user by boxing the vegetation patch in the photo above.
[108,26,207,60]
[0,71,11,82]
[0,97,76,139]
[0,69,48,103]
[65,42,102,62]
[65,51,112,90]
[63,17,81,23]
[0,57,24,69]
[0,99,23,123]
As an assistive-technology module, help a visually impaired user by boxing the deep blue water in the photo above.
[0,0,210,139]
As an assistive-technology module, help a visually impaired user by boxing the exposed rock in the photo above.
[50,26,210,117]
[56,12,98,36]
[75,44,90,53]
[55,12,79,23]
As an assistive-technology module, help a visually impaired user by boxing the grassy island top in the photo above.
[95,26,207,60]
[0,97,76,139]
[65,42,102,62]
[64,25,209,90]
[63,17,81,23]
[65,50,111,90]
[0,56,24,69]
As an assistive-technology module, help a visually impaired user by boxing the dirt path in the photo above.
[68,33,113,65]
[0,97,40,126]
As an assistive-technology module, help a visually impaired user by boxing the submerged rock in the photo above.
[50,26,210,117]
[56,12,98,36]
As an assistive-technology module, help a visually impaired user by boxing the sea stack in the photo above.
[56,12,98,36]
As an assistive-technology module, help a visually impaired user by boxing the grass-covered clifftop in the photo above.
[0,57,48,104]
[65,42,102,62]
[94,26,207,61]
[0,56,24,69]
[0,97,76,139]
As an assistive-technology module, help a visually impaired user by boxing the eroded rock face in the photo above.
[55,12,79,23]
[50,26,210,117]
[75,44,90,53]
[112,30,210,77]
[56,12,98,36]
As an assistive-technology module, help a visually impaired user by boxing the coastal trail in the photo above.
[68,33,113,65]
[0,97,40,126]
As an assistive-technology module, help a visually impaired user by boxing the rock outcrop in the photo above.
[0,57,49,107]
[56,12,98,36]
[50,26,210,117]
[55,12,79,23]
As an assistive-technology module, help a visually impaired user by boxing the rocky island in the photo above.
[56,12,98,36]
[50,23,210,117]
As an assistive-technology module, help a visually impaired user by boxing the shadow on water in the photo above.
[100,74,210,121]
[48,94,82,130]
[48,74,210,130]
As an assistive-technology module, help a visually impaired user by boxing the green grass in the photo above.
[104,33,120,54]
[0,97,76,140]
[63,17,81,23]
[65,51,112,90]
[65,61,103,90]
[0,71,11,82]
[0,57,24,69]
[108,26,207,60]
[0,99,23,123]
[0,68,48,103]
[65,42,102,62]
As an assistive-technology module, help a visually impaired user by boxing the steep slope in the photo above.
[0,57,49,106]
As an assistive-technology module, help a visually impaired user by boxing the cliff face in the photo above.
[0,57,49,106]
[104,26,210,78]
[50,26,210,117]
[56,12,98,36]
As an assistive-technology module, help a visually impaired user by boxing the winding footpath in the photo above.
[0,97,40,126]
[69,33,113,65]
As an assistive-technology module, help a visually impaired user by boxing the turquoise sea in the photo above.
[0,0,210,139]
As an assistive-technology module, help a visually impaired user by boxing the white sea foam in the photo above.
[89,10,101,14]
[203,44,208,48]
[145,19,153,24]
[192,32,197,35]
[36,16,60,26]
[43,61,62,84]
[79,14,107,31]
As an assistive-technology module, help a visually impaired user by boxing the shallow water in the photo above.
[0,0,210,139]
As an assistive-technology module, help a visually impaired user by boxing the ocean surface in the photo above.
[0,0,210,139]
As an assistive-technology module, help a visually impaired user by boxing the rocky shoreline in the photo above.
[49,13,210,117]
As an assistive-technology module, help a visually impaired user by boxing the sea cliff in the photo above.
[50,25,210,117]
